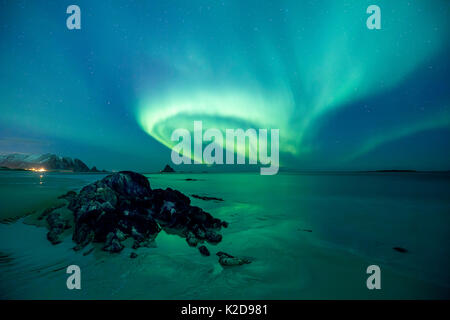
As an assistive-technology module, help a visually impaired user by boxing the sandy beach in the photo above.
[0,171,449,299]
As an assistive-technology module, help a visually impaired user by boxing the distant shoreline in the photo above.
[139,170,450,175]
[0,166,27,171]
[2,167,449,175]
[0,166,110,173]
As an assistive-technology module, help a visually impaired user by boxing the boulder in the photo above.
[47,229,63,245]
[393,247,408,253]
[130,252,138,259]
[102,232,124,253]
[46,211,69,245]
[198,245,210,256]
[217,252,251,267]
[205,230,222,243]
[186,231,199,247]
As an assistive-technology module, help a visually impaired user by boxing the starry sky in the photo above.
[0,0,449,171]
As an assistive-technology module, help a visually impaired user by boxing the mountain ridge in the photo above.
[0,153,104,172]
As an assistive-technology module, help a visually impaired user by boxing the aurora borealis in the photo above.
[0,0,449,171]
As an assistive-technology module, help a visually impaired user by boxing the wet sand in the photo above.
[0,171,449,299]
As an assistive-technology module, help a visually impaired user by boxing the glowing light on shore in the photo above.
[28,167,46,172]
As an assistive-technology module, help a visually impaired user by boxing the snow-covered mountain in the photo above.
[0,153,100,172]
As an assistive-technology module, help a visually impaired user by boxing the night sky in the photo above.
[0,0,449,171]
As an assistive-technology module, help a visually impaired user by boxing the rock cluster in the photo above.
[36,171,251,267]
[64,171,227,253]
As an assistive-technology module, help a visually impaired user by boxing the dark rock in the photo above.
[82,247,95,256]
[72,223,94,251]
[100,171,152,198]
[130,252,138,259]
[58,171,226,256]
[216,252,251,266]
[393,247,408,253]
[102,232,124,253]
[205,230,222,243]
[131,224,158,248]
[47,212,66,229]
[115,229,127,241]
[191,194,224,201]
[198,245,210,256]
[69,171,155,247]
[153,188,190,208]
[216,251,233,258]
[132,240,140,249]
[186,231,199,247]
[47,229,63,244]
[193,225,206,239]
[143,239,157,248]
[161,164,175,173]
[46,212,68,245]
[38,203,65,220]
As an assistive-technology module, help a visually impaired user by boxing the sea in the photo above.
[0,170,449,299]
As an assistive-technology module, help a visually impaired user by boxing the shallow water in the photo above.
[0,171,107,220]
[0,171,449,299]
